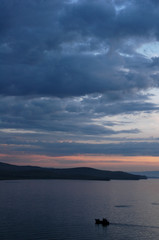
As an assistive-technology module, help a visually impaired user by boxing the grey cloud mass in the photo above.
[0,0,159,97]
[1,0,159,168]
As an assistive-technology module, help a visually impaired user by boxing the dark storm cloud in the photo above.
[0,0,159,97]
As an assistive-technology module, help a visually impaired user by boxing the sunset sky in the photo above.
[1,0,159,171]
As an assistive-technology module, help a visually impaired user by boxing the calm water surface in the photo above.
[0,179,159,240]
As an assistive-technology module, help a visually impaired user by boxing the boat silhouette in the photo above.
[95,218,109,226]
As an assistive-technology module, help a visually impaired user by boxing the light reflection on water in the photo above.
[0,179,159,240]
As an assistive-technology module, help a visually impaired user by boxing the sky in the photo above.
[1,0,159,171]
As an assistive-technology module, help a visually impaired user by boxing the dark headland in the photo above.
[0,162,147,181]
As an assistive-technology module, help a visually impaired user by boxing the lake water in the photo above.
[0,179,159,240]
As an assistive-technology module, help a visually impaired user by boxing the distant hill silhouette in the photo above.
[132,171,159,179]
[0,162,147,181]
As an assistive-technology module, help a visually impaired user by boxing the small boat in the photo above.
[95,218,109,226]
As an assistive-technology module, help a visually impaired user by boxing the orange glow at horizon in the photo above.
[1,153,159,171]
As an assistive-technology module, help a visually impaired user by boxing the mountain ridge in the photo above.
[0,162,147,181]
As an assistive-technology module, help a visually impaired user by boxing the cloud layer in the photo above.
[0,0,159,169]
[1,0,159,97]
